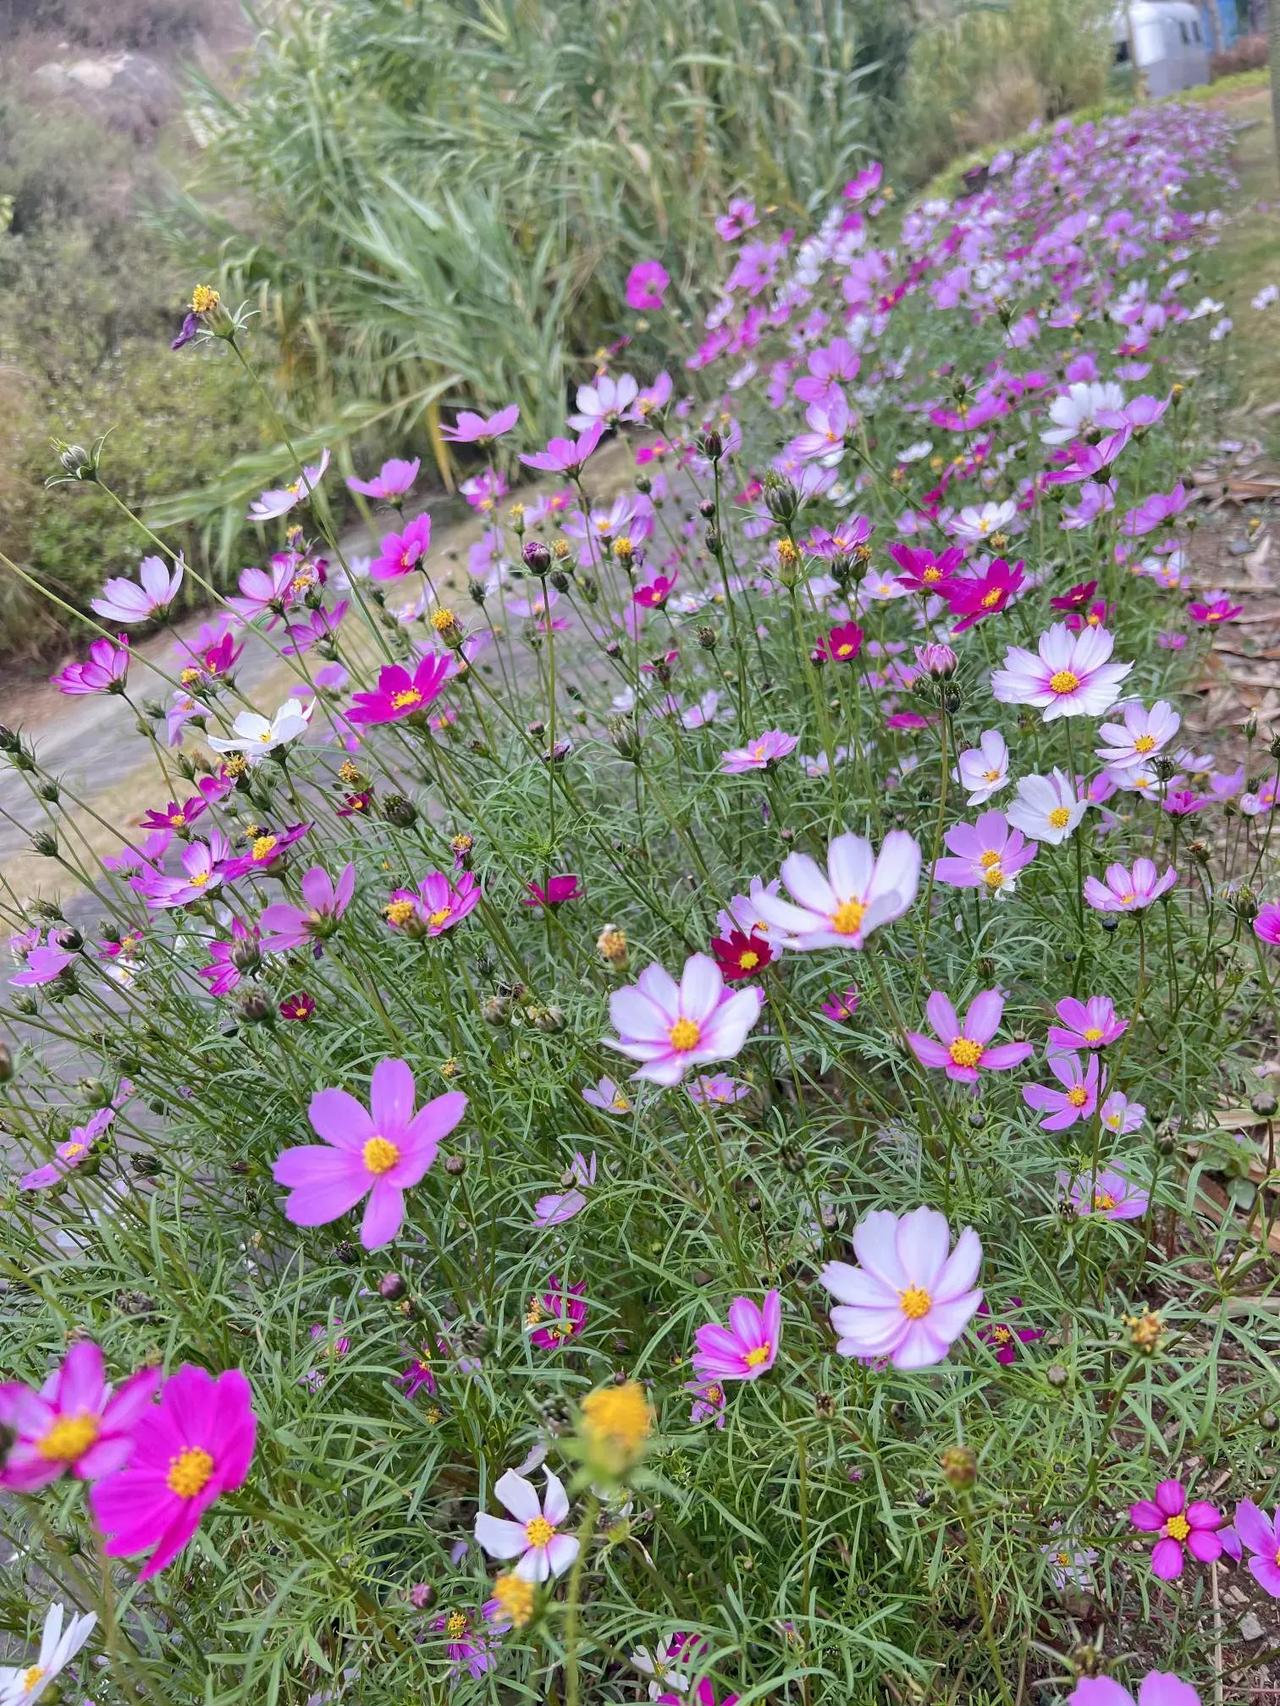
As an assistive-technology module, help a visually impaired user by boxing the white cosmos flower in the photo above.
[1040,381,1125,445]
[1006,768,1089,845]
[0,1603,97,1704]
[207,696,314,763]
[631,1636,690,1702]
[953,729,1010,806]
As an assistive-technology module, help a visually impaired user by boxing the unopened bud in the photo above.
[939,1445,976,1489]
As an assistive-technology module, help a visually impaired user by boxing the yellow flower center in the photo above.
[1134,734,1157,753]
[526,1297,544,1326]
[431,609,458,633]
[251,835,278,861]
[60,1141,86,1161]
[668,1017,701,1052]
[524,1516,555,1548]
[899,1286,932,1320]
[1056,1550,1072,1568]
[1048,807,1072,829]
[22,1667,45,1693]
[36,1412,99,1462]
[983,864,1005,890]
[1093,1191,1116,1210]
[979,850,1001,868]
[391,688,423,710]
[1164,1513,1191,1542]
[983,767,1001,782]
[363,1135,400,1174]
[1048,669,1081,695]
[744,1343,771,1368]
[948,1037,983,1069]
[384,899,415,926]
[190,870,211,887]
[167,1446,215,1498]
[991,1325,1012,1345]
[1084,1026,1103,1042]
[705,1384,723,1404]
[1066,1086,1089,1107]
[752,744,767,761]
[493,1572,535,1628]
[1118,892,1136,906]
[981,587,1003,609]
[831,898,865,935]
[611,1095,631,1113]
[191,284,220,314]
[836,643,854,657]
[428,906,452,928]
[923,567,941,584]
[445,1610,469,1639]
[171,812,186,827]
[738,950,760,970]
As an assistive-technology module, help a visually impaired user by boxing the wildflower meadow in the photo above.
[3,93,1280,1706]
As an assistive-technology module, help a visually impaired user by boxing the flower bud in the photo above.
[696,624,717,650]
[383,794,418,828]
[230,937,262,974]
[915,642,957,679]
[939,1445,976,1489]
[237,989,273,1025]
[522,540,553,576]
[378,1272,407,1301]
[409,1582,436,1610]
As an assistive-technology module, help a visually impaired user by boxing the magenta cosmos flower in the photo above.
[692,1291,781,1383]
[933,810,1037,900]
[991,622,1132,721]
[370,511,431,580]
[10,941,76,986]
[440,403,520,444]
[604,952,764,1087]
[523,873,581,908]
[1255,903,1280,945]
[273,1058,467,1249]
[346,652,453,726]
[1083,859,1177,913]
[625,260,670,311]
[91,555,184,625]
[820,1207,983,1370]
[346,457,420,500]
[89,1364,256,1581]
[1130,1479,1225,1580]
[1070,1675,1200,1706]
[753,830,921,951]
[475,1468,579,1582]
[660,1683,738,1706]
[528,1276,588,1348]
[907,990,1032,1085]
[1024,1052,1104,1131]
[51,637,130,696]
[384,870,481,936]
[976,1299,1044,1365]
[258,863,356,955]
[1233,1500,1280,1597]
[720,729,799,774]
[1049,995,1127,1052]
[0,1343,159,1491]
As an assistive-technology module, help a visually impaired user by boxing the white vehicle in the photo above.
[1113,1,1211,95]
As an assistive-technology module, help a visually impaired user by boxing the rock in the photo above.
[1240,1611,1266,1641]
[31,53,176,137]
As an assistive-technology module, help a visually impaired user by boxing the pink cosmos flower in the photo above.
[814,621,865,664]
[432,1606,495,1679]
[634,572,678,609]
[89,1363,256,1581]
[1024,1052,1105,1130]
[954,730,1010,805]
[821,987,860,1023]
[527,1276,588,1349]
[715,197,758,241]
[887,542,964,596]
[91,555,184,625]
[51,637,130,696]
[346,653,453,726]
[1049,996,1127,1052]
[1188,595,1243,626]
[933,810,1037,900]
[439,404,520,444]
[474,1468,579,1582]
[1120,482,1189,538]
[10,942,76,986]
[604,952,764,1087]
[139,796,206,834]
[906,989,1033,1085]
[720,729,798,773]
[131,832,230,910]
[1100,1091,1145,1135]
[19,1103,119,1189]
[692,1291,781,1383]
[625,260,670,311]
[247,452,329,522]
[1095,700,1180,771]
[272,1058,467,1249]
[1255,903,1280,946]
[581,1075,634,1116]
[687,1073,750,1105]
[384,870,480,936]
[1007,769,1089,846]
[820,1207,983,1370]
[687,1379,727,1428]
[992,623,1132,721]
[1059,1165,1148,1220]
[1130,1479,1225,1580]
[1083,859,1177,913]
[523,874,581,908]
[752,830,921,951]
[347,458,420,501]
[259,863,356,954]
[975,1299,1044,1365]
[279,991,316,1021]
[1233,1500,1280,1598]
[534,1153,595,1227]
[219,821,310,884]
[946,559,1026,632]
[519,421,605,475]
[0,1343,159,1491]
[1069,1673,1200,1706]
[370,512,432,581]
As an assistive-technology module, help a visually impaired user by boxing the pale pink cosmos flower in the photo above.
[953,730,1010,805]
[691,1291,781,1383]
[1083,859,1177,913]
[906,990,1032,1085]
[258,863,356,955]
[474,1468,578,1582]
[1100,1091,1146,1134]
[533,1153,595,1227]
[720,729,798,774]
[1006,769,1089,846]
[1094,699,1180,771]
[51,637,130,696]
[91,555,184,625]
[992,623,1132,721]
[439,404,519,444]
[346,458,420,500]
[820,1207,983,1370]
[1233,1500,1280,1598]
[946,500,1017,545]
[933,811,1037,900]
[604,953,764,1087]
[1069,1672,1200,1706]
[1059,1164,1148,1219]
[247,452,330,522]
[687,1074,750,1105]
[519,421,605,474]
[1049,996,1127,1052]
[272,1058,466,1249]
[752,830,921,951]
[1024,1052,1104,1130]
[581,1076,634,1116]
